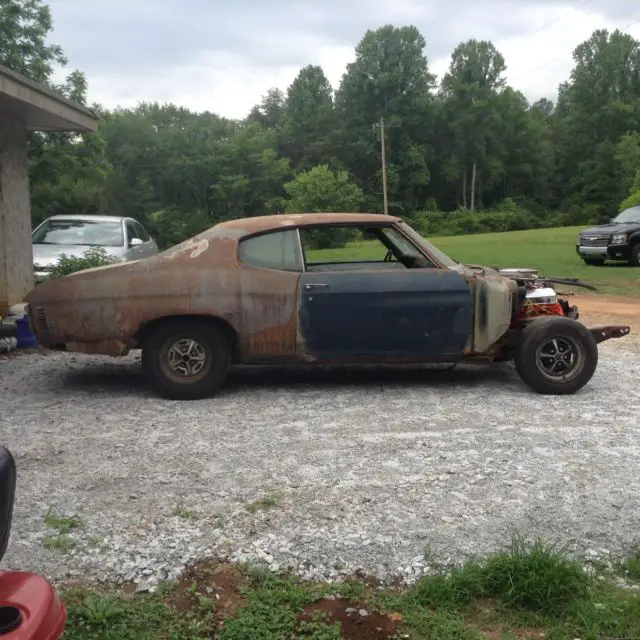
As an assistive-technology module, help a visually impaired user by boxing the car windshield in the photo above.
[32,219,124,247]
[397,221,458,267]
[613,206,640,224]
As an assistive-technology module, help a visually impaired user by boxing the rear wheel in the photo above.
[142,319,231,400]
[514,317,598,395]
[582,258,605,266]
[629,244,640,266]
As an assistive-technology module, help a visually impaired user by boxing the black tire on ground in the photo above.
[582,258,605,266]
[514,316,598,395]
[629,244,640,267]
[141,318,231,400]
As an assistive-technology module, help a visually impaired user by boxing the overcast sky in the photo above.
[47,0,639,118]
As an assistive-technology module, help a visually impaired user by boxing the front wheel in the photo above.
[629,244,640,267]
[141,319,231,400]
[514,317,598,395]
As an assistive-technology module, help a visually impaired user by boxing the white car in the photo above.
[32,214,159,283]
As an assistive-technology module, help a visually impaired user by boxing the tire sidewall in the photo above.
[142,320,230,400]
[630,243,640,266]
[514,317,598,395]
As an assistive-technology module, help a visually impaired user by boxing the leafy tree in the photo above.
[10,3,640,244]
[283,165,364,248]
[281,65,337,170]
[283,164,363,213]
[620,170,640,210]
[335,25,436,214]
[440,39,507,211]
[0,0,65,82]
[247,88,286,131]
[615,132,640,195]
[29,73,112,223]
[554,29,640,216]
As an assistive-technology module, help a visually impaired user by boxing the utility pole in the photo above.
[380,117,389,216]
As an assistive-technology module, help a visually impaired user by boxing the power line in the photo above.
[520,0,598,39]
[512,16,640,80]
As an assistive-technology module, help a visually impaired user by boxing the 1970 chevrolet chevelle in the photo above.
[25,213,630,399]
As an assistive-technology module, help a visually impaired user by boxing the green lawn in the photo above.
[309,226,640,298]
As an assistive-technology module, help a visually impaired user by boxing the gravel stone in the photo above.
[0,345,639,588]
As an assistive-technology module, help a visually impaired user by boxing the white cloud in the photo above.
[46,0,640,117]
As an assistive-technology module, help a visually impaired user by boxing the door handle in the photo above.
[304,283,328,290]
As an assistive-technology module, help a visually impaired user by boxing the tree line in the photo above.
[4,0,640,248]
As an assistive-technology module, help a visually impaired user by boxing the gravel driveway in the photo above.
[1,342,639,591]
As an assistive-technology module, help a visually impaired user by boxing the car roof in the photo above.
[42,215,132,223]
[216,213,402,236]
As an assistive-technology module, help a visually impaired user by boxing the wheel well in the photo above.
[135,315,240,362]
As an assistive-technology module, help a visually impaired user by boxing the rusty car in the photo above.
[25,213,630,400]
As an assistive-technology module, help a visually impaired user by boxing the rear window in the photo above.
[238,230,302,272]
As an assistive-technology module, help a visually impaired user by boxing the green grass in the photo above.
[309,226,640,298]
[43,534,76,552]
[59,539,640,640]
[245,494,281,514]
[171,505,199,520]
[44,506,82,534]
[43,506,82,553]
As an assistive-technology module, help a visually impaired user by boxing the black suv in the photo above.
[576,205,640,266]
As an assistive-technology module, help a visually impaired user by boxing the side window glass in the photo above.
[238,229,302,272]
[126,222,140,246]
[134,221,150,241]
[299,225,436,271]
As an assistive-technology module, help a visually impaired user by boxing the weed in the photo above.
[44,506,82,533]
[296,614,343,639]
[404,562,486,610]
[197,595,215,612]
[57,542,640,640]
[43,534,75,552]
[245,494,280,514]
[212,512,226,527]
[171,505,198,520]
[62,588,215,640]
[482,537,589,615]
[619,549,640,581]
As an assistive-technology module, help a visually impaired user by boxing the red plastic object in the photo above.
[0,572,66,639]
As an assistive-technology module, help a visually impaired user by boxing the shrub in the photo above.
[48,247,119,279]
[145,208,212,250]
[403,537,590,619]
[482,538,589,615]
[410,200,565,238]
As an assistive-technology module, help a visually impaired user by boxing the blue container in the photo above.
[15,316,38,349]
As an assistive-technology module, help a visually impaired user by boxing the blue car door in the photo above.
[298,269,473,361]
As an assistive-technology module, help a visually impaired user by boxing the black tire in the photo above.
[629,244,640,267]
[514,317,598,395]
[583,258,605,266]
[141,319,231,400]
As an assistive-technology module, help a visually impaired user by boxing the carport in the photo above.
[0,64,99,312]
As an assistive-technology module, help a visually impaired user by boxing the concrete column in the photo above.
[0,120,33,312]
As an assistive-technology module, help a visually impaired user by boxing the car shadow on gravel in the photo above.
[55,358,524,397]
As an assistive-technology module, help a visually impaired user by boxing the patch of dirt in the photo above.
[299,598,401,639]
[573,295,640,347]
[574,294,640,318]
[165,559,247,622]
